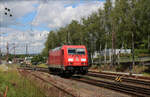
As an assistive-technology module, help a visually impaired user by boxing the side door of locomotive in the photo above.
[61,49,64,66]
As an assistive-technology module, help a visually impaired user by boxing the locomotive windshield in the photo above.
[68,48,76,54]
[76,48,85,54]
[68,48,85,55]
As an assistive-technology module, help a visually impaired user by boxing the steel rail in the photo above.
[71,76,150,97]
[88,71,150,86]
[18,68,76,97]
[18,67,150,96]
[89,71,150,80]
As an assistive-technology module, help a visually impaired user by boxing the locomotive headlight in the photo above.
[81,58,86,62]
[68,58,73,62]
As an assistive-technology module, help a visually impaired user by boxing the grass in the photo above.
[90,64,150,75]
[94,56,150,64]
[0,64,9,72]
[37,64,48,68]
[0,65,45,97]
[143,73,150,77]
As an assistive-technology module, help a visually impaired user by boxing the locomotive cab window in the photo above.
[76,48,85,55]
[68,48,76,54]
[68,48,85,55]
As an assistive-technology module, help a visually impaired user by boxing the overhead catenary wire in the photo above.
[1,2,48,55]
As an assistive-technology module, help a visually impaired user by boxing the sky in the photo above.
[0,0,105,54]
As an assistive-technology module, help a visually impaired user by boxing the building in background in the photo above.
[93,49,131,58]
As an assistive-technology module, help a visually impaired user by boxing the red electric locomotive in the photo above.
[48,45,88,76]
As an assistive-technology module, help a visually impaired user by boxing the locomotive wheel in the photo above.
[80,70,88,75]
[64,73,73,78]
[60,71,73,78]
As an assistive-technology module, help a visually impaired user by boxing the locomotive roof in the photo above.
[62,45,85,48]
[50,45,86,52]
[51,46,62,51]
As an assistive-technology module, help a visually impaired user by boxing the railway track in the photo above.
[87,71,150,86]
[21,67,150,86]
[71,76,150,97]
[18,67,150,97]
[18,68,76,97]
[90,71,150,81]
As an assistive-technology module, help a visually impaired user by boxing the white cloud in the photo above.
[0,1,37,27]
[33,1,104,29]
[0,27,49,54]
[0,0,104,54]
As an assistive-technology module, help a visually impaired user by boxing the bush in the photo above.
[135,49,150,55]
[115,64,129,72]
[0,68,45,97]
[120,53,131,57]
[90,65,102,72]
[31,55,45,65]
[134,65,148,74]
[138,53,150,57]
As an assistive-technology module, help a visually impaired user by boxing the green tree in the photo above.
[67,20,83,45]
[42,0,150,66]
[104,0,113,48]
[43,31,58,56]
[31,55,45,65]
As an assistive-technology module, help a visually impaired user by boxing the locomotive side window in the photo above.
[68,48,85,55]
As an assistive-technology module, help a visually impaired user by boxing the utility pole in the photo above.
[0,7,12,63]
[131,32,135,73]
[90,34,93,65]
[26,43,28,56]
[3,7,13,63]
[148,33,150,49]
[99,44,101,65]
[13,43,16,63]
[67,31,69,45]
[104,43,107,64]
[0,48,1,64]
[0,34,1,63]
[67,29,70,45]
[6,42,9,62]
[111,26,116,66]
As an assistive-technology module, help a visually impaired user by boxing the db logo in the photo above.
[76,58,79,61]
